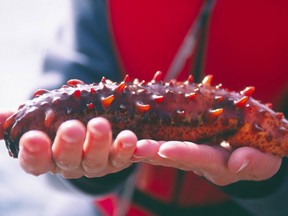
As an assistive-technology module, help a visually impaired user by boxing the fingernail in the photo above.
[24,142,40,153]
[62,133,76,143]
[158,151,168,159]
[20,132,41,153]
[88,118,111,137]
[236,160,250,173]
[60,120,85,143]
[122,142,134,149]
[88,124,102,137]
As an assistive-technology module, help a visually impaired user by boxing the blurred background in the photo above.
[0,1,73,215]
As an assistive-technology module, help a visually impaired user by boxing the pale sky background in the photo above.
[0,0,68,107]
[0,1,82,216]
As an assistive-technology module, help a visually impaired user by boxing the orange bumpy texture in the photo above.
[3,72,288,158]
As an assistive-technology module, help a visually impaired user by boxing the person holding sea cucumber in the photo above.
[1,1,288,215]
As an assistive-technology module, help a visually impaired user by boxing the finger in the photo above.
[18,130,54,176]
[228,147,282,180]
[133,140,180,167]
[82,117,112,174]
[52,120,86,171]
[133,139,166,164]
[158,141,229,172]
[0,111,15,139]
[158,142,242,185]
[133,139,161,159]
[109,130,137,169]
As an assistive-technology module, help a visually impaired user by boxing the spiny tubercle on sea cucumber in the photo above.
[3,71,288,158]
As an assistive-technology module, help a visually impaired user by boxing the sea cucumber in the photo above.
[3,72,288,158]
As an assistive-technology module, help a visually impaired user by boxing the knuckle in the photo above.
[111,160,126,168]
[56,160,79,170]
[110,155,131,169]
[82,160,106,173]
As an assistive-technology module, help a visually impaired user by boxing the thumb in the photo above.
[228,147,282,180]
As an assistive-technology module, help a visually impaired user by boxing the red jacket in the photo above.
[44,0,288,215]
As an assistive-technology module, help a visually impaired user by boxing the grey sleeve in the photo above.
[233,173,288,216]
[41,0,121,90]
[221,158,288,216]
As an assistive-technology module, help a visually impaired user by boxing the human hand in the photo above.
[18,117,138,178]
[1,111,282,184]
[132,140,282,186]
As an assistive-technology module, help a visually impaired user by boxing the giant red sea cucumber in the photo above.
[3,72,288,158]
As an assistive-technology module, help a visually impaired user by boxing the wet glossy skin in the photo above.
[3,73,288,158]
